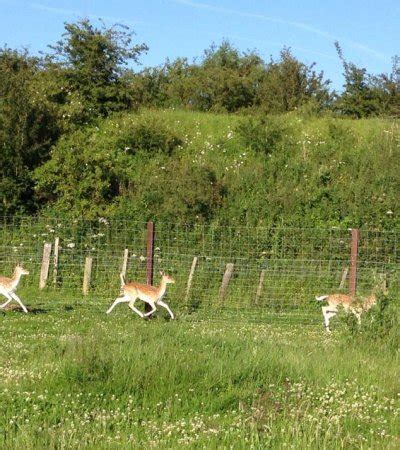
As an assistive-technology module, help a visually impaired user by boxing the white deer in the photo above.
[0,264,30,313]
[315,291,380,333]
[106,271,175,319]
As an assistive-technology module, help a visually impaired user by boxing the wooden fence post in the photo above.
[39,243,52,289]
[254,269,266,305]
[146,221,154,286]
[219,263,234,301]
[83,256,93,295]
[349,229,360,296]
[185,257,198,302]
[146,221,155,314]
[339,267,349,290]
[53,237,60,286]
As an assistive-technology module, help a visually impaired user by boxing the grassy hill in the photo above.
[34,109,399,231]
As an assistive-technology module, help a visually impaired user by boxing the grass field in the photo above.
[0,300,399,449]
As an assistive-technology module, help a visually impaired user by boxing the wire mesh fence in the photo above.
[0,217,398,322]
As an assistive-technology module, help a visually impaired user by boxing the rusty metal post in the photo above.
[145,221,155,314]
[349,229,360,297]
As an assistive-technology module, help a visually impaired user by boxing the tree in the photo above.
[334,42,382,118]
[191,42,264,112]
[46,19,148,119]
[0,47,59,215]
[372,56,400,117]
[257,48,331,114]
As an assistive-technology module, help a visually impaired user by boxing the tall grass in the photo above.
[0,303,398,448]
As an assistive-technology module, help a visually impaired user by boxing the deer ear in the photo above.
[159,270,164,276]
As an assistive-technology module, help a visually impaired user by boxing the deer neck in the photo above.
[10,269,22,290]
[157,278,167,298]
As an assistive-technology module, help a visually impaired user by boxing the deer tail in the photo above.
[120,273,126,287]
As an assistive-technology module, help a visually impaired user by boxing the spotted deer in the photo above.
[0,264,30,313]
[315,287,384,333]
[106,271,175,319]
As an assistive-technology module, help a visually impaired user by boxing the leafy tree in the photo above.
[190,42,264,112]
[257,48,331,113]
[334,42,382,118]
[133,41,265,112]
[46,19,148,120]
[372,56,400,117]
[0,48,59,215]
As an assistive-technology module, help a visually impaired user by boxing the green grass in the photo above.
[0,301,398,449]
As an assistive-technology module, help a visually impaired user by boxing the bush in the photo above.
[34,112,182,217]
[236,116,290,156]
[338,292,399,352]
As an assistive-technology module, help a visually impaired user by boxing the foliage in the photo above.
[33,112,187,219]
[46,19,148,120]
[1,19,400,226]
[116,159,225,223]
[0,307,399,448]
[334,42,400,118]
[132,43,331,114]
[338,292,400,351]
[236,115,290,155]
[0,47,59,215]
[257,48,332,114]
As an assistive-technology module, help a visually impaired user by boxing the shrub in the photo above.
[338,292,399,352]
[34,112,182,217]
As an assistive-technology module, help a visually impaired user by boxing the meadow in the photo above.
[0,299,398,449]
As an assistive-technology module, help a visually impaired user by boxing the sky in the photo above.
[0,0,399,89]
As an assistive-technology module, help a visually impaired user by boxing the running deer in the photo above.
[0,264,30,313]
[106,271,175,319]
[315,288,384,333]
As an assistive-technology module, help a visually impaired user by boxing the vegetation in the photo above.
[0,18,399,449]
[0,303,398,449]
[30,110,398,229]
[1,19,399,225]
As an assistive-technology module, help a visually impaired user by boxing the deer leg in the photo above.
[0,290,13,309]
[352,309,362,324]
[322,306,337,333]
[106,295,129,314]
[142,299,157,317]
[128,298,144,318]
[157,300,175,319]
[11,293,28,313]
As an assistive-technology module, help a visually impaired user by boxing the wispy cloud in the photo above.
[172,0,386,60]
[29,3,143,27]
[207,31,337,62]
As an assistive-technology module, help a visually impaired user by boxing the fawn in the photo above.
[0,264,30,313]
[315,289,382,333]
[106,271,175,319]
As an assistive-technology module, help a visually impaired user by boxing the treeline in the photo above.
[133,43,400,118]
[0,20,399,225]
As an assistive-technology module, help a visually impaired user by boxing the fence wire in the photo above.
[0,217,398,322]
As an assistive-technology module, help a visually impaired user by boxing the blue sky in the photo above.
[0,0,399,89]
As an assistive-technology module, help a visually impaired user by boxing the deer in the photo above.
[0,264,30,313]
[315,287,384,333]
[106,271,175,319]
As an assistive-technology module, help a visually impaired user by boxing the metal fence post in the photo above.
[349,229,360,296]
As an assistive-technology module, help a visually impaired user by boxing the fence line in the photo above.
[0,217,398,320]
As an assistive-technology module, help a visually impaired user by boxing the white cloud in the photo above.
[172,0,386,60]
